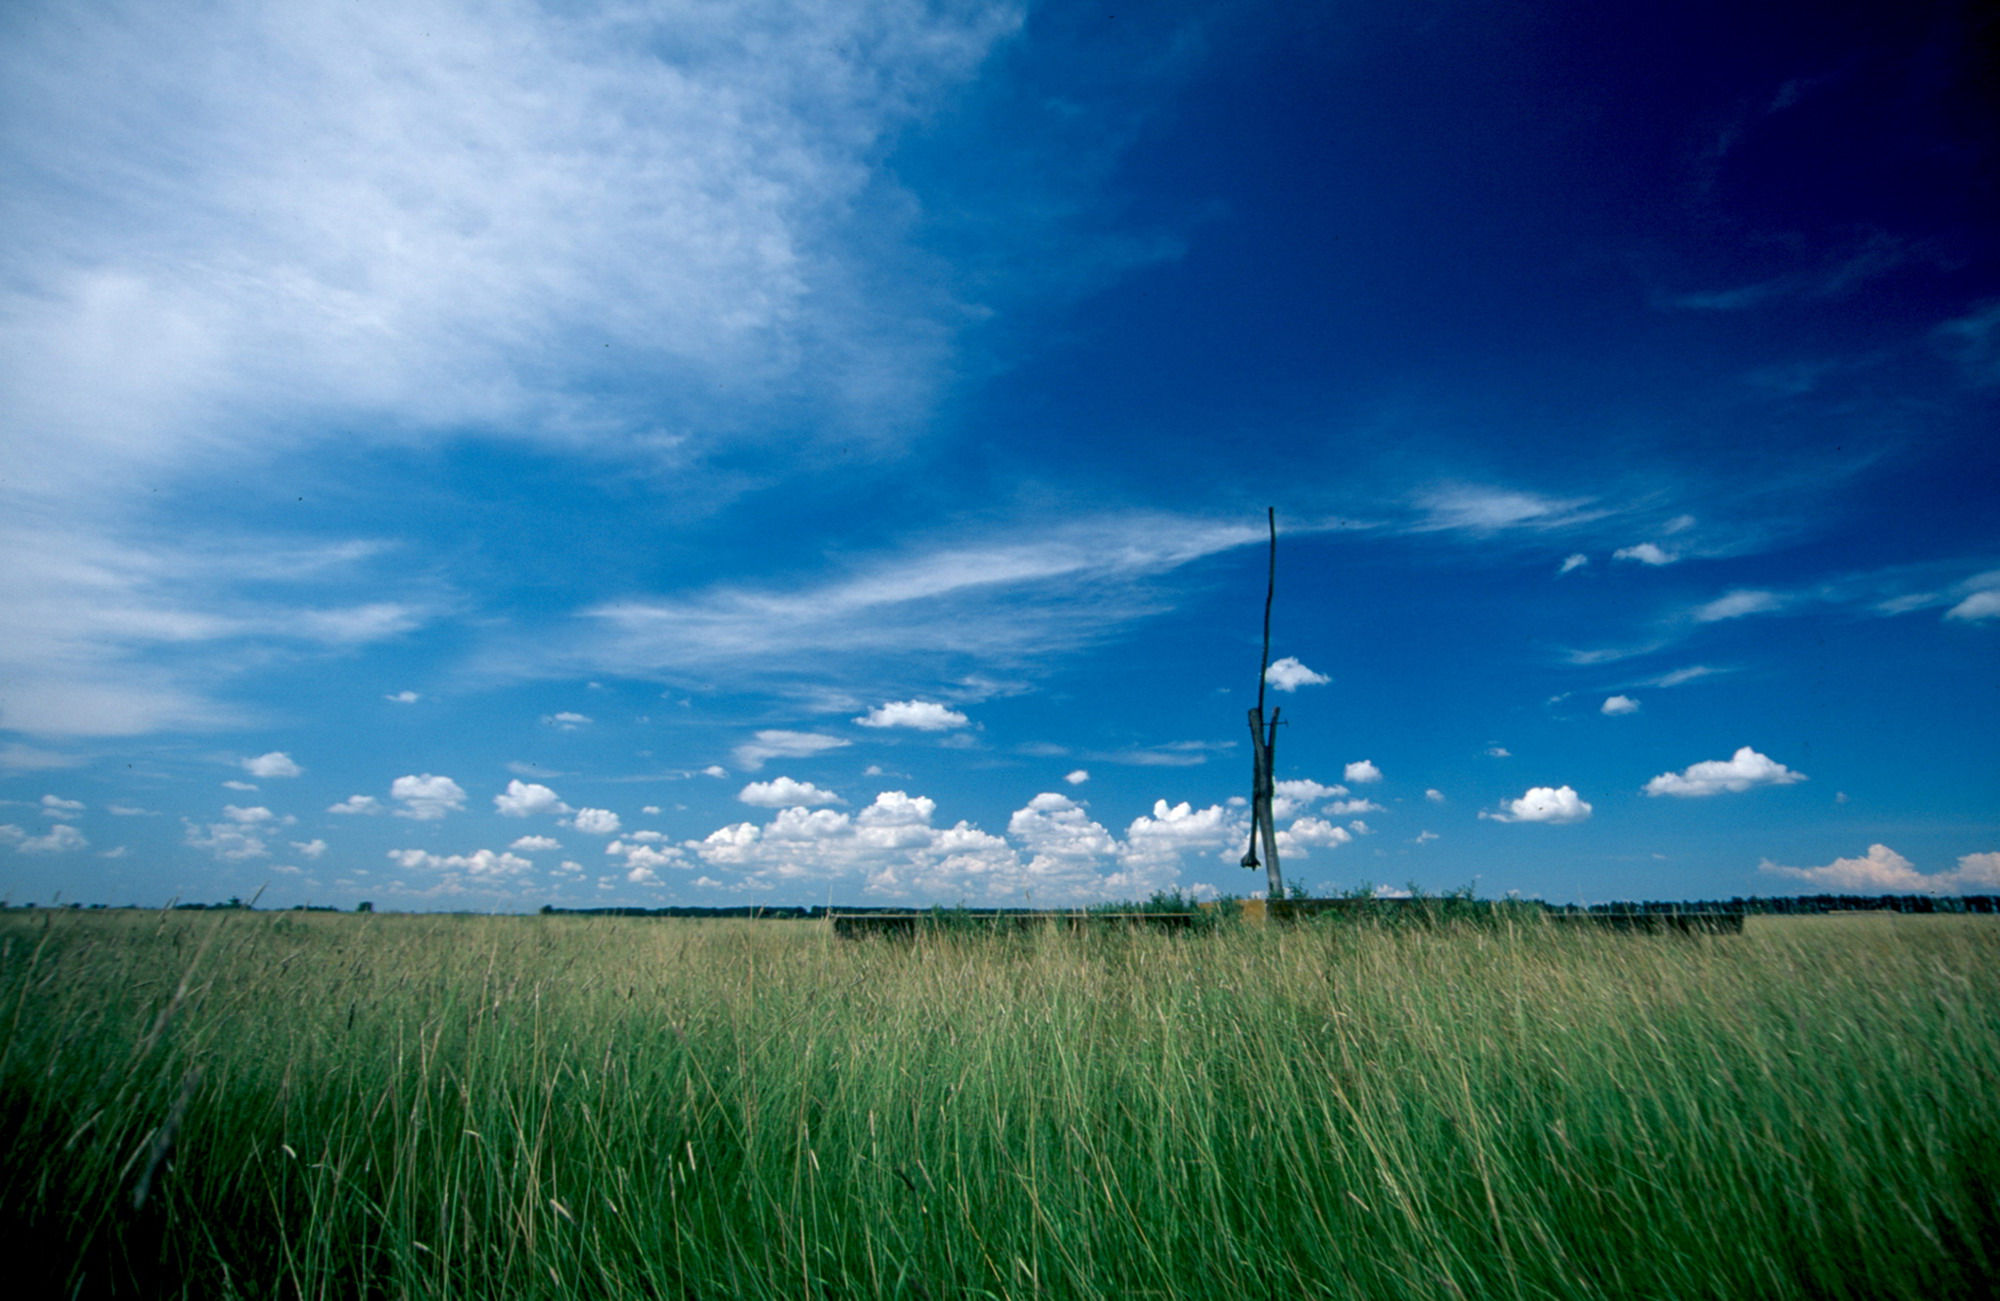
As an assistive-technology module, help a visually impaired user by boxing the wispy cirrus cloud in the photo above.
[521,514,1265,696]
[0,0,1025,503]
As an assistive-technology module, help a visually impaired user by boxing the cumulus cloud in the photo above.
[607,839,685,879]
[1482,786,1592,824]
[739,777,844,808]
[1485,747,1511,758]
[1601,695,1640,716]
[184,818,263,860]
[224,804,292,826]
[568,807,622,836]
[1344,760,1383,785]
[510,834,561,852]
[1425,789,1445,803]
[1614,543,1675,566]
[1122,800,1241,877]
[243,751,304,778]
[41,795,85,819]
[1644,747,1805,797]
[2,822,89,853]
[1064,769,1089,785]
[1264,656,1329,691]
[1277,816,1352,857]
[493,779,570,818]
[1559,553,1588,574]
[733,730,850,771]
[854,700,969,731]
[328,794,381,815]
[543,711,593,730]
[388,848,532,878]
[391,773,466,820]
[291,838,328,859]
[1760,845,2000,894]
[1271,779,1348,819]
[385,690,421,703]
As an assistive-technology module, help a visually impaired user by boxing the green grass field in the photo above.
[2,908,1994,1299]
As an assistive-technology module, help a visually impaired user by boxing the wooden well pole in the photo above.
[1242,508,1284,902]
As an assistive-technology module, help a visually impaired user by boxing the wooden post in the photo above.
[1241,509,1283,901]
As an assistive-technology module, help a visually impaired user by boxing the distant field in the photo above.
[2,909,1994,1299]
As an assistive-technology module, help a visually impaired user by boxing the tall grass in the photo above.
[2,908,1994,1299]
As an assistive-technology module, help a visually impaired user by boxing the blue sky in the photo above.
[2,0,1994,909]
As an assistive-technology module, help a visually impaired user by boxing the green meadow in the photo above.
[2,908,1994,1299]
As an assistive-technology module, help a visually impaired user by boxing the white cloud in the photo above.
[1,742,86,771]
[739,777,844,808]
[701,765,729,778]
[1693,590,1784,622]
[510,834,561,852]
[1650,665,1722,688]
[1413,830,1439,844]
[554,516,1267,694]
[1271,779,1349,819]
[1644,747,1806,798]
[183,818,263,860]
[732,730,850,771]
[1123,800,1242,879]
[328,794,381,815]
[1558,553,1588,574]
[543,711,592,730]
[1424,789,1445,803]
[1324,798,1383,816]
[1344,760,1383,785]
[1264,656,1329,692]
[108,804,152,816]
[390,773,466,820]
[224,804,292,826]
[1276,816,1352,857]
[1064,769,1090,786]
[854,700,969,731]
[386,690,421,703]
[387,848,532,879]
[1482,786,1592,824]
[2,822,89,853]
[41,794,85,820]
[1412,486,1599,534]
[568,807,622,836]
[1601,695,1640,716]
[291,838,328,859]
[1485,746,1511,758]
[1760,845,2000,894]
[493,779,569,818]
[1946,589,2000,622]
[0,0,1022,490]
[1613,543,1675,566]
[222,780,259,791]
[0,0,1038,741]
[608,840,685,878]
[243,751,303,778]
